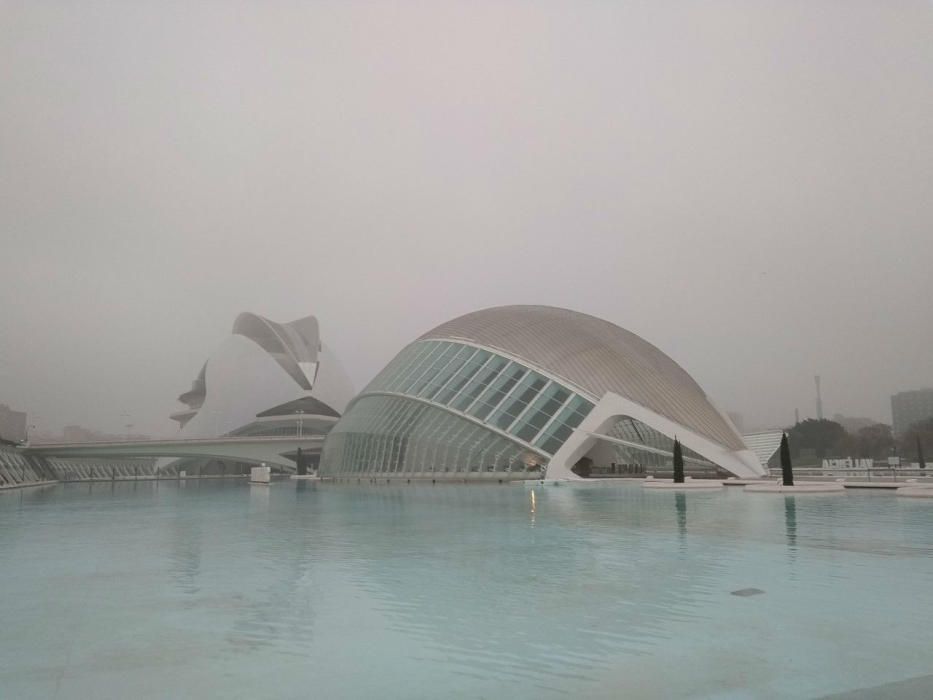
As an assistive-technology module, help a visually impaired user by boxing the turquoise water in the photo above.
[2,481,933,699]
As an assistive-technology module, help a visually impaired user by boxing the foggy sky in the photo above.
[2,1,932,437]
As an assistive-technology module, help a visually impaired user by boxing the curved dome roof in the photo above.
[419,305,743,451]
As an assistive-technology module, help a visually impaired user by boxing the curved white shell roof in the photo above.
[420,305,744,451]
[171,312,355,433]
[233,312,321,390]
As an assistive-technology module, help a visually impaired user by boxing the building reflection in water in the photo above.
[168,508,203,595]
[322,484,732,687]
[226,484,321,655]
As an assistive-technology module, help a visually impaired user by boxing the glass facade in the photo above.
[321,396,538,477]
[320,340,596,479]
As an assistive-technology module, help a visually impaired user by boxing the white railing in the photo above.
[768,467,932,482]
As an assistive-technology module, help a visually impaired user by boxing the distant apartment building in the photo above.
[0,404,27,443]
[891,389,933,437]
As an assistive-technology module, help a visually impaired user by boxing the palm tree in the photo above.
[780,432,794,486]
[672,438,685,484]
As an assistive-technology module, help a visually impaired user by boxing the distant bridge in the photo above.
[21,436,326,470]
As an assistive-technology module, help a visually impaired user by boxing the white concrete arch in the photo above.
[544,392,765,480]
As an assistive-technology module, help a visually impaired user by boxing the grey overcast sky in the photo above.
[1,1,931,437]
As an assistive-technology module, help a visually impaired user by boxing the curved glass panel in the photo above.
[321,340,596,478]
[321,395,539,477]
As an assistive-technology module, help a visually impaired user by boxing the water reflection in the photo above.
[249,483,270,513]
[784,496,797,550]
[323,484,731,687]
[6,481,933,699]
[676,492,687,539]
[168,509,202,595]
[226,488,319,655]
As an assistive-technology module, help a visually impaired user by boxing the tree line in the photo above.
[785,417,933,464]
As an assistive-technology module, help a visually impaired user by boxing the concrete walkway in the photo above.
[724,478,932,491]
[0,480,58,491]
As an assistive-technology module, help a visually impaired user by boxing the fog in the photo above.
[1,1,931,437]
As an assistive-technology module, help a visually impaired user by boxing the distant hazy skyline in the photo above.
[2,1,932,436]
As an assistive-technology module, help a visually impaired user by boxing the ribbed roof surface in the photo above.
[420,305,745,451]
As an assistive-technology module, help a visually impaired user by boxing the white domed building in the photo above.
[320,306,763,481]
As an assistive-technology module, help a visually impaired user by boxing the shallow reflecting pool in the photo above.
[2,480,933,699]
